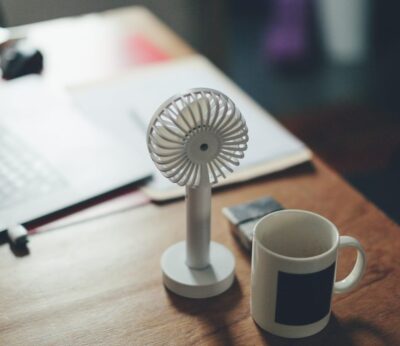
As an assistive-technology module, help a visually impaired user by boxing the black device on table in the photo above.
[223,196,283,250]
[0,39,43,79]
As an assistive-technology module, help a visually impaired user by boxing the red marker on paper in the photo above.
[124,34,170,64]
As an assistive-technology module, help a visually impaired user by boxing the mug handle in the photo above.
[334,236,366,294]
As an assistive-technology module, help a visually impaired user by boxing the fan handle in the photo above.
[186,165,211,269]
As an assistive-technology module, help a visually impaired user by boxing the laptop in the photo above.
[0,76,151,231]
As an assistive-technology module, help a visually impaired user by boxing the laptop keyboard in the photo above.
[0,126,65,209]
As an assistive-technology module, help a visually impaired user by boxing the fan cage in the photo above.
[147,88,248,187]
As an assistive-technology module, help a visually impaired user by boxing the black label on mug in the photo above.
[275,262,335,326]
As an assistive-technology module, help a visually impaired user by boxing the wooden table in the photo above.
[1,7,400,346]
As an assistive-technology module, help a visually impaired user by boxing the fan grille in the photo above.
[147,88,248,187]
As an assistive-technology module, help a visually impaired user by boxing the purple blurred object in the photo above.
[264,0,310,63]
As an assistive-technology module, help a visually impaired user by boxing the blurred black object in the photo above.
[0,40,43,80]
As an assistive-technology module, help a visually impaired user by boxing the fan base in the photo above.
[161,241,235,298]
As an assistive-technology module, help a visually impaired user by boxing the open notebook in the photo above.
[71,55,312,201]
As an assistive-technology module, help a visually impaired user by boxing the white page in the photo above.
[71,55,311,199]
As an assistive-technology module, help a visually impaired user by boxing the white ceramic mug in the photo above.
[251,210,366,338]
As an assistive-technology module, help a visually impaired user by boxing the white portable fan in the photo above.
[147,88,248,298]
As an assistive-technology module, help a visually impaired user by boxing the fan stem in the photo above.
[185,165,211,269]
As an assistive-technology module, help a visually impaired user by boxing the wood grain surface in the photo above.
[1,7,400,346]
[1,158,399,346]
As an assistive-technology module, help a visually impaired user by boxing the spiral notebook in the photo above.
[71,55,312,201]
